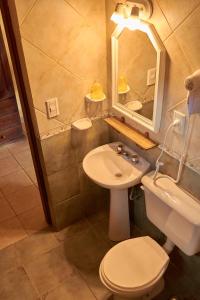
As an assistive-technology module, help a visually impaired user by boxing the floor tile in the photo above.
[0,169,33,195]
[24,245,76,295]
[7,138,30,155]
[79,266,111,300]
[0,156,21,177]
[5,185,41,215]
[0,216,27,250]
[0,244,20,274]
[13,149,34,170]
[0,267,39,300]
[54,218,91,242]
[0,192,15,222]
[61,227,110,272]
[0,146,11,160]
[15,229,59,264]
[25,165,38,185]
[42,272,96,300]
[18,204,48,235]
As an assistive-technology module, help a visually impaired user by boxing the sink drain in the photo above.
[115,172,122,177]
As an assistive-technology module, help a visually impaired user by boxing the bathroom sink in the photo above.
[83,142,150,241]
[83,143,150,189]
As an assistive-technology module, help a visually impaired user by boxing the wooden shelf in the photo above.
[104,117,157,150]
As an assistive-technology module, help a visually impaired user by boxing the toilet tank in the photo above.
[141,172,200,256]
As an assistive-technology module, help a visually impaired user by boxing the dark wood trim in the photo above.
[0,1,52,224]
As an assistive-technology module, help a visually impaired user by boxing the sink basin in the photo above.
[83,142,150,241]
[83,143,149,189]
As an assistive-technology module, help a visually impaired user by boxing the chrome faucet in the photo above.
[116,144,124,155]
[116,144,139,164]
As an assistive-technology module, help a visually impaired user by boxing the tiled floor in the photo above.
[0,208,199,300]
[0,138,47,250]
[0,140,199,300]
[0,211,112,300]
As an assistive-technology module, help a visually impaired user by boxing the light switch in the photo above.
[45,98,59,118]
[147,68,156,86]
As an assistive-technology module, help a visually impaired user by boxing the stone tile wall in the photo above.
[41,119,109,229]
[106,0,200,175]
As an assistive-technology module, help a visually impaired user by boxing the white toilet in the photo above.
[99,171,200,299]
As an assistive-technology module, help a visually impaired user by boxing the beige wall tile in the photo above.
[59,25,106,82]
[157,0,200,29]
[35,109,64,135]
[15,0,37,25]
[41,130,76,176]
[47,166,80,204]
[72,118,109,162]
[55,195,84,229]
[163,34,192,108]
[174,6,200,71]
[22,39,91,126]
[150,0,172,41]
[21,0,83,61]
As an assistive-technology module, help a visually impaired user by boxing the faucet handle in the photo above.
[131,154,139,164]
[116,144,123,154]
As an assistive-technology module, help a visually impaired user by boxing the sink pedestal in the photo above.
[109,189,130,241]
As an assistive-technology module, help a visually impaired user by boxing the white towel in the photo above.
[185,70,200,115]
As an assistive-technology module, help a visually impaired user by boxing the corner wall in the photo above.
[15,0,109,229]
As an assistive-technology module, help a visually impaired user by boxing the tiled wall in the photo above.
[15,0,109,229]
[41,119,109,229]
[15,0,108,136]
[106,0,200,175]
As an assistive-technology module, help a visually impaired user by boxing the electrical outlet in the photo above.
[173,110,186,135]
[45,98,59,118]
[147,68,156,86]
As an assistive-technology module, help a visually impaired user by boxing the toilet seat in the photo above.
[100,236,169,294]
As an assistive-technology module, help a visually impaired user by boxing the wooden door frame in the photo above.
[0,1,52,224]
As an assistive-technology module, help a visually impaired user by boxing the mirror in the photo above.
[111,22,166,132]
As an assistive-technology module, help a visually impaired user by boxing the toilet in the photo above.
[99,171,200,299]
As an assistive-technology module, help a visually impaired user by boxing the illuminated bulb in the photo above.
[126,17,142,30]
[111,12,125,26]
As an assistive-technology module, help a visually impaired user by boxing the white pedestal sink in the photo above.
[83,142,150,241]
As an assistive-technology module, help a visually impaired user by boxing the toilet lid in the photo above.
[102,236,169,290]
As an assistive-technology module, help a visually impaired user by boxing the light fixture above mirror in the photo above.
[111,0,153,30]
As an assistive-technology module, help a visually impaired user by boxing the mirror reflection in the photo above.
[117,28,157,120]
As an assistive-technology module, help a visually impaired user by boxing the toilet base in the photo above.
[111,278,164,300]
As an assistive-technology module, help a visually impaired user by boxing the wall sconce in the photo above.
[111,0,153,30]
